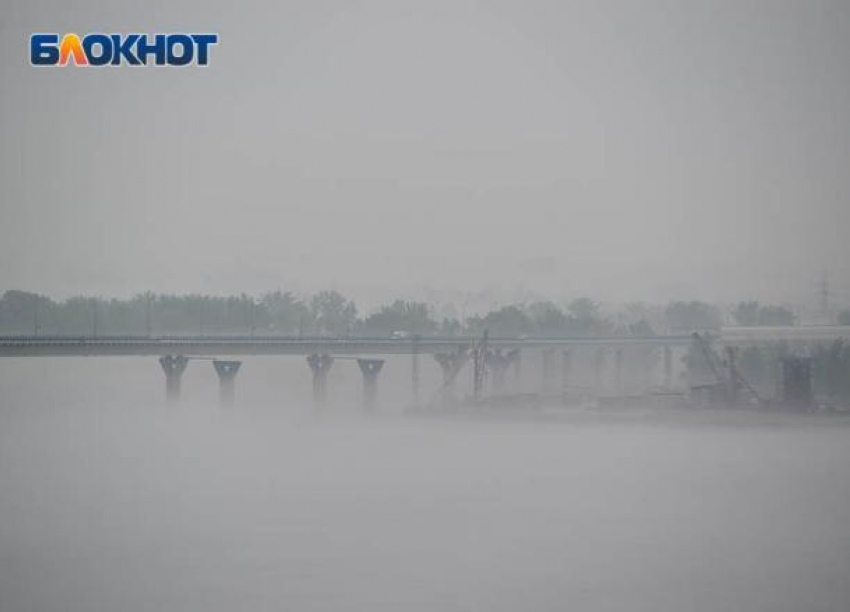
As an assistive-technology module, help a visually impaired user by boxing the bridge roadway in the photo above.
[1,326,849,357]
[0,334,693,357]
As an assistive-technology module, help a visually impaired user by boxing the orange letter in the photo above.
[59,33,88,66]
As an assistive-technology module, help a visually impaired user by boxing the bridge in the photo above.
[2,327,848,409]
[0,333,692,357]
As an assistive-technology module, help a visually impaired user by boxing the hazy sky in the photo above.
[2,0,849,308]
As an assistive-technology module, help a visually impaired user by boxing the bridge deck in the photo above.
[0,334,692,357]
[2,327,848,357]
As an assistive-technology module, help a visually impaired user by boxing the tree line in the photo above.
[0,289,823,337]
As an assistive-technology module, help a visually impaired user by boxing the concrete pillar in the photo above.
[472,332,489,402]
[725,346,738,404]
[472,350,483,401]
[411,335,421,408]
[513,349,522,391]
[641,348,655,393]
[434,349,467,406]
[307,354,334,409]
[435,350,464,387]
[159,355,188,402]
[781,356,813,410]
[593,347,606,394]
[561,348,572,392]
[663,346,673,390]
[357,358,385,413]
[488,349,512,394]
[615,348,623,397]
[434,353,456,387]
[541,348,555,392]
[213,360,241,407]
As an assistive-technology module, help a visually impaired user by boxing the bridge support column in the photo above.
[615,348,623,397]
[488,349,514,394]
[357,358,385,413]
[781,356,813,410]
[213,360,241,407]
[542,348,555,392]
[513,349,522,392]
[663,346,673,391]
[434,349,467,404]
[506,349,520,391]
[725,347,739,404]
[307,354,334,410]
[561,348,572,392]
[159,355,188,402]
[593,347,606,395]
[640,348,656,392]
[411,335,421,408]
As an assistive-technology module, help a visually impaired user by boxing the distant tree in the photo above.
[621,302,663,335]
[757,305,794,326]
[63,296,100,334]
[0,288,802,338]
[566,298,615,334]
[665,301,722,332]
[838,309,850,326]
[466,305,533,337]
[627,319,655,336]
[733,301,794,326]
[0,290,53,334]
[527,301,569,335]
[262,291,310,334]
[733,301,761,326]
[309,291,357,336]
[568,298,599,330]
[440,318,462,336]
[360,300,437,335]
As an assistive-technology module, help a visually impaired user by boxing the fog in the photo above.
[2,359,850,611]
[2,0,850,305]
[3,0,850,609]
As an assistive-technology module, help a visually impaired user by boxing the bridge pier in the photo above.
[159,355,188,402]
[725,346,739,404]
[307,354,334,410]
[781,356,813,410]
[593,347,606,395]
[357,358,385,413]
[541,348,556,392]
[663,346,673,391]
[506,349,521,389]
[488,349,512,394]
[640,347,656,392]
[434,349,467,404]
[434,352,460,388]
[213,360,241,407]
[614,348,623,397]
[411,335,421,408]
[513,349,522,391]
[561,348,572,392]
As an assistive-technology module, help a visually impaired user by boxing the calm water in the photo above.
[1,358,849,611]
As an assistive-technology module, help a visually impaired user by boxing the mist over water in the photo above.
[2,359,849,612]
[4,0,850,609]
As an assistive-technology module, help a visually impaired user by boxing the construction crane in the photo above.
[691,333,760,405]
